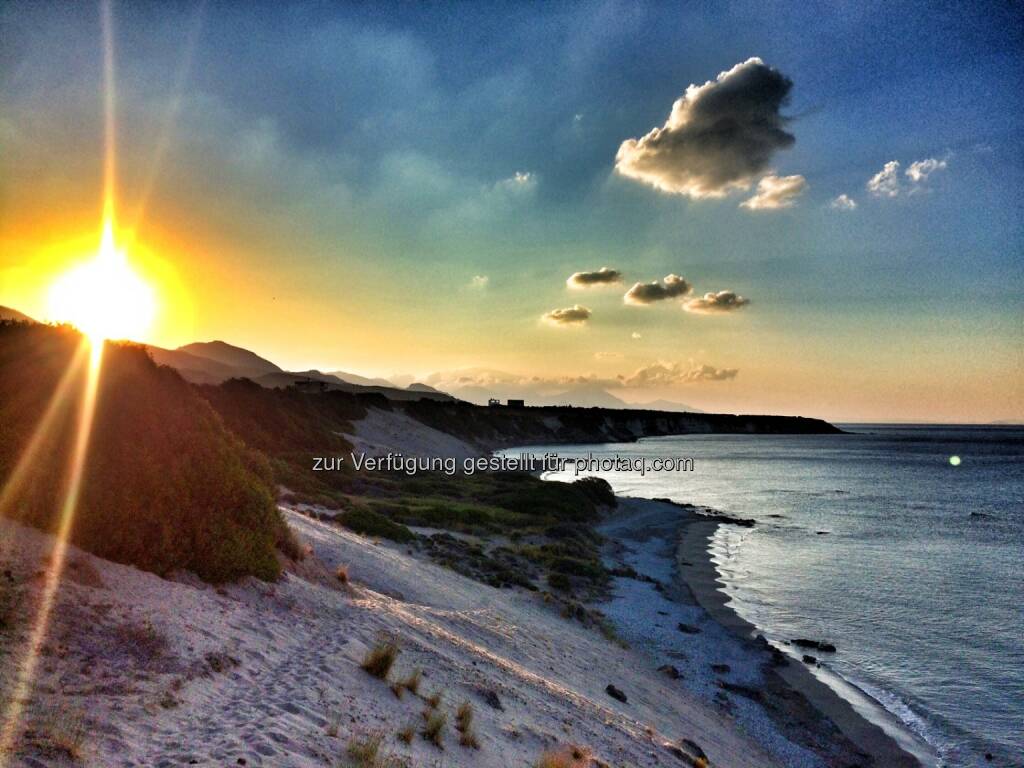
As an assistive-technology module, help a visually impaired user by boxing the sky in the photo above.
[1,0,1022,422]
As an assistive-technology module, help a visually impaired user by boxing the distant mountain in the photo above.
[630,399,703,414]
[0,306,35,323]
[178,340,282,379]
[327,370,395,388]
[544,385,628,409]
[145,346,241,385]
[407,382,446,395]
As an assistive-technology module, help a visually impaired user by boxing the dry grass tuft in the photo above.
[454,700,479,747]
[421,708,447,748]
[424,689,443,709]
[397,723,416,745]
[344,730,406,768]
[360,638,400,680]
[399,668,421,695]
[336,564,350,584]
[535,744,593,768]
[24,704,88,762]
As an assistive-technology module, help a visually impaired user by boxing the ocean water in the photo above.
[520,425,1024,767]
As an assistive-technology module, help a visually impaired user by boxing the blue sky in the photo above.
[2,0,1022,420]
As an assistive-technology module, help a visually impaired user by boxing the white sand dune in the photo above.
[343,407,479,461]
[0,508,783,768]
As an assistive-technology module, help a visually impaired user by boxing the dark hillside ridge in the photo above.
[400,399,842,450]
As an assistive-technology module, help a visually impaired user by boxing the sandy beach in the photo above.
[594,497,923,768]
[1,505,793,767]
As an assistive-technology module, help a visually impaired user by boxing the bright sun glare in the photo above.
[47,218,156,344]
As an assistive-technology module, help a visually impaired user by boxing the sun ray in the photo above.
[0,342,104,765]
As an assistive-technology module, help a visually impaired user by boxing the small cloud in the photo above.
[740,174,807,210]
[497,171,536,192]
[684,290,751,314]
[622,361,738,386]
[567,267,622,289]
[905,156,948,183]
[868,160,901,197]
[624,274,692,305]
[830,193,857,210]
[614,58,796,199]
[631,332,642,340]
[542,305,591,326]
[469,275,489,289]
[594,351,623,360]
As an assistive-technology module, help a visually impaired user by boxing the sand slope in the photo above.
[0,510,786,768]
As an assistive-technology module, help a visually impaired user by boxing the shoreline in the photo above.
[594,495,925,768]
[678,514,930,767]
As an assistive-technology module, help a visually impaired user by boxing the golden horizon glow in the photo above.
[46,217,157,345]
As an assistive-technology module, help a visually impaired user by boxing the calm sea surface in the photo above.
[519,425,1024,767]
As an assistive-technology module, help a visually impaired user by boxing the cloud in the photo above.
[868,156,950,198]
[469,275,489,289]
[614,58,796,199]
[631,332,642,340]
[684,290,751,314]
[740,174,807,210]
[496,170,537,192]
[624,274,692,305]
[830,193,857,210]
[567,267,622,288]
[621,361,738,386]
[905,157,947,183]
[868,160,902,197]
[542,305,592,325]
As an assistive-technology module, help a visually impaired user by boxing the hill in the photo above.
[0,323,296,582]
[0,305,35,323]
[178,340,282,378]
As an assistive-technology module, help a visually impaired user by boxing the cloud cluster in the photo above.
[905,157,947,183]
[469,275,489,289]
[624,274,692,305]
[740,174,807,210]
[425,360,739,396]
[542,305,592,325]
[621,361,739,386]
[867,156,949,198]
[615,58,796,200]
[684,290,750,314]
[567,267,622,288]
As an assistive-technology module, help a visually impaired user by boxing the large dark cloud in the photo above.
[542,305,592,325]
[567,267,622,288]
[684,290,751,314]
[615,58,795,199]
[624,274,692,305]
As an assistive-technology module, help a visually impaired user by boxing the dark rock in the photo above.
[657,610,669,616]
[802,654,818,665]
[681,738,708,760]
[677,623,701,634]
[605,684,628,703]
[478,688,504,711]
[657,664,682,679]
[710,663,731,674]
[793,638,836,652]
[819,642,837,653]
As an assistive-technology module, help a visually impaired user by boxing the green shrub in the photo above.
[338,509,415,542]
[0,325,287,583]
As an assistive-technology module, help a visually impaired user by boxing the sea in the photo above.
[517,425,1024,767]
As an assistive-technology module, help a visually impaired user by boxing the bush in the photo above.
[0,325,287,583]
[360,638,400,679]
[572,476,617,508]
[338,509,415,542]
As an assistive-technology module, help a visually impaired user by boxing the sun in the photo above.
[47,218,157,345]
